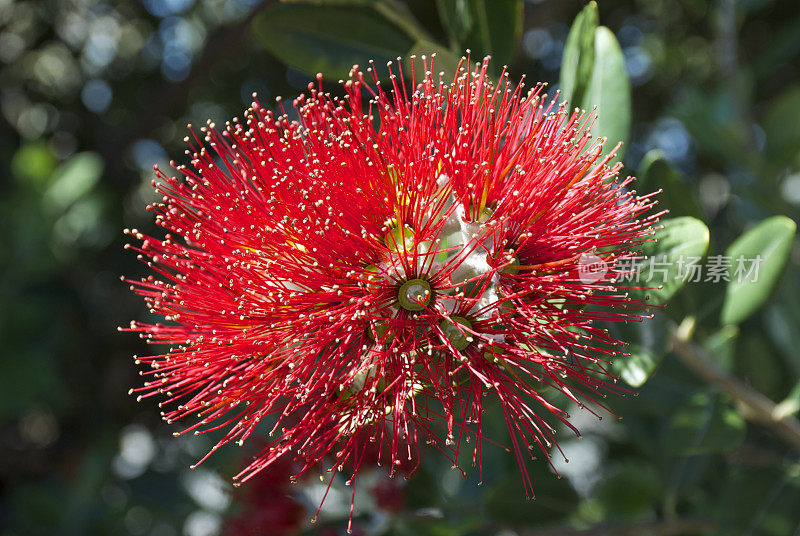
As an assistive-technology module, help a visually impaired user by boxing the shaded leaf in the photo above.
[595,463,661,519]
[408,40,462,81]
[581,26,631,163]
[462,0,523,70]
[628,217,710,306]
[664,393,745,456]
[637,149,703,219]
[559,1,598,106]
[253,3,415,79]
[436,0,474,46]
[609,311,670,388]
[720,216,796,325]
[485,470,578,526]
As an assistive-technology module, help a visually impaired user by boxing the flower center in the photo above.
[398,278,432,311]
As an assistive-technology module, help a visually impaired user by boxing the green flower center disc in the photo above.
[398,278,432,311]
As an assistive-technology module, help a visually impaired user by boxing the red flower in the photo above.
[223,456,304,536]
[123,56,657,527]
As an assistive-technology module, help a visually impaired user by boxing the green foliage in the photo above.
[437,0,523,70]
[580,27,631,163]
[559,1,598,107]
[253,3,415,79]
[561,5,630,162]
[638,150,704,219]
[629,216,710,306]
[721,216,797,325]
[609,311,670,387]
[665,393,746,456]
[3,1,800,535]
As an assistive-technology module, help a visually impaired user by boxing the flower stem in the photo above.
[671,318,800,452]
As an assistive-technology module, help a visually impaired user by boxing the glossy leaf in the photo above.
[559,1,598,106]
[253,4,415,79]
[581,26,631,163]
[436,0,474,45]
[638,149,703,220]
[628,217,710,306]
[462,0,523,70]
[720,216,796,325]
[609,311,670,387]
[665,394,746,456]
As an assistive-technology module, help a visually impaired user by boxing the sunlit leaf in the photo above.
[628,217,710,306]
[559,1,598,106]
[720,216,796,325]
[41,152,103,215]
[11,142,57,190]
[581,26,631,163]
[609,311,669,387]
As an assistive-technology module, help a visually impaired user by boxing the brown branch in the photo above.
[671,322,800,452]
[519,519,716,536]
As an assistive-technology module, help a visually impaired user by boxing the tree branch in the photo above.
[671,321,800,452]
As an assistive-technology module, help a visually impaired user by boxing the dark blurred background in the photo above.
[2,1,800,535]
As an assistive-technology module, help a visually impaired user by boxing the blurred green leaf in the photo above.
[715,463,800,536]
[409,40,462,81]
[638,149,703,219]
[720,216,796,325]
[436,0,474,46]
[763,86,800,165]
[11,142,57,190]
[41,152,103,215]
[485,470,578,526]
[559,1,598,106]
[581,26,631,163]
[629,217,710,306]
[609,311,670,388]
[703,324,739,372]
[462,0,523,70]
[664,393,745,456]
[253,3,415,79]
[595,463,661,519]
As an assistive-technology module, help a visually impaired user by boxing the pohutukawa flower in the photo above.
[122,55,657,526]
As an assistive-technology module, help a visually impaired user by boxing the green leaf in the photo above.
[253,4,415,79]
[11,142,57,190]
[638,150,703,220]
[595,463,661,519]
[720,216,796,325]
[580,26,631,163]
[703,325,739,372]
[462,0,523,70]
[628,217,710,306]
[763,85,800,165]
[664,393,746,456]
[609,311,670,387]
[485,470,578,526]
[41,152,104,215]
[436,0,474,46]
[408,40,462,81]
[559,1,598,106]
